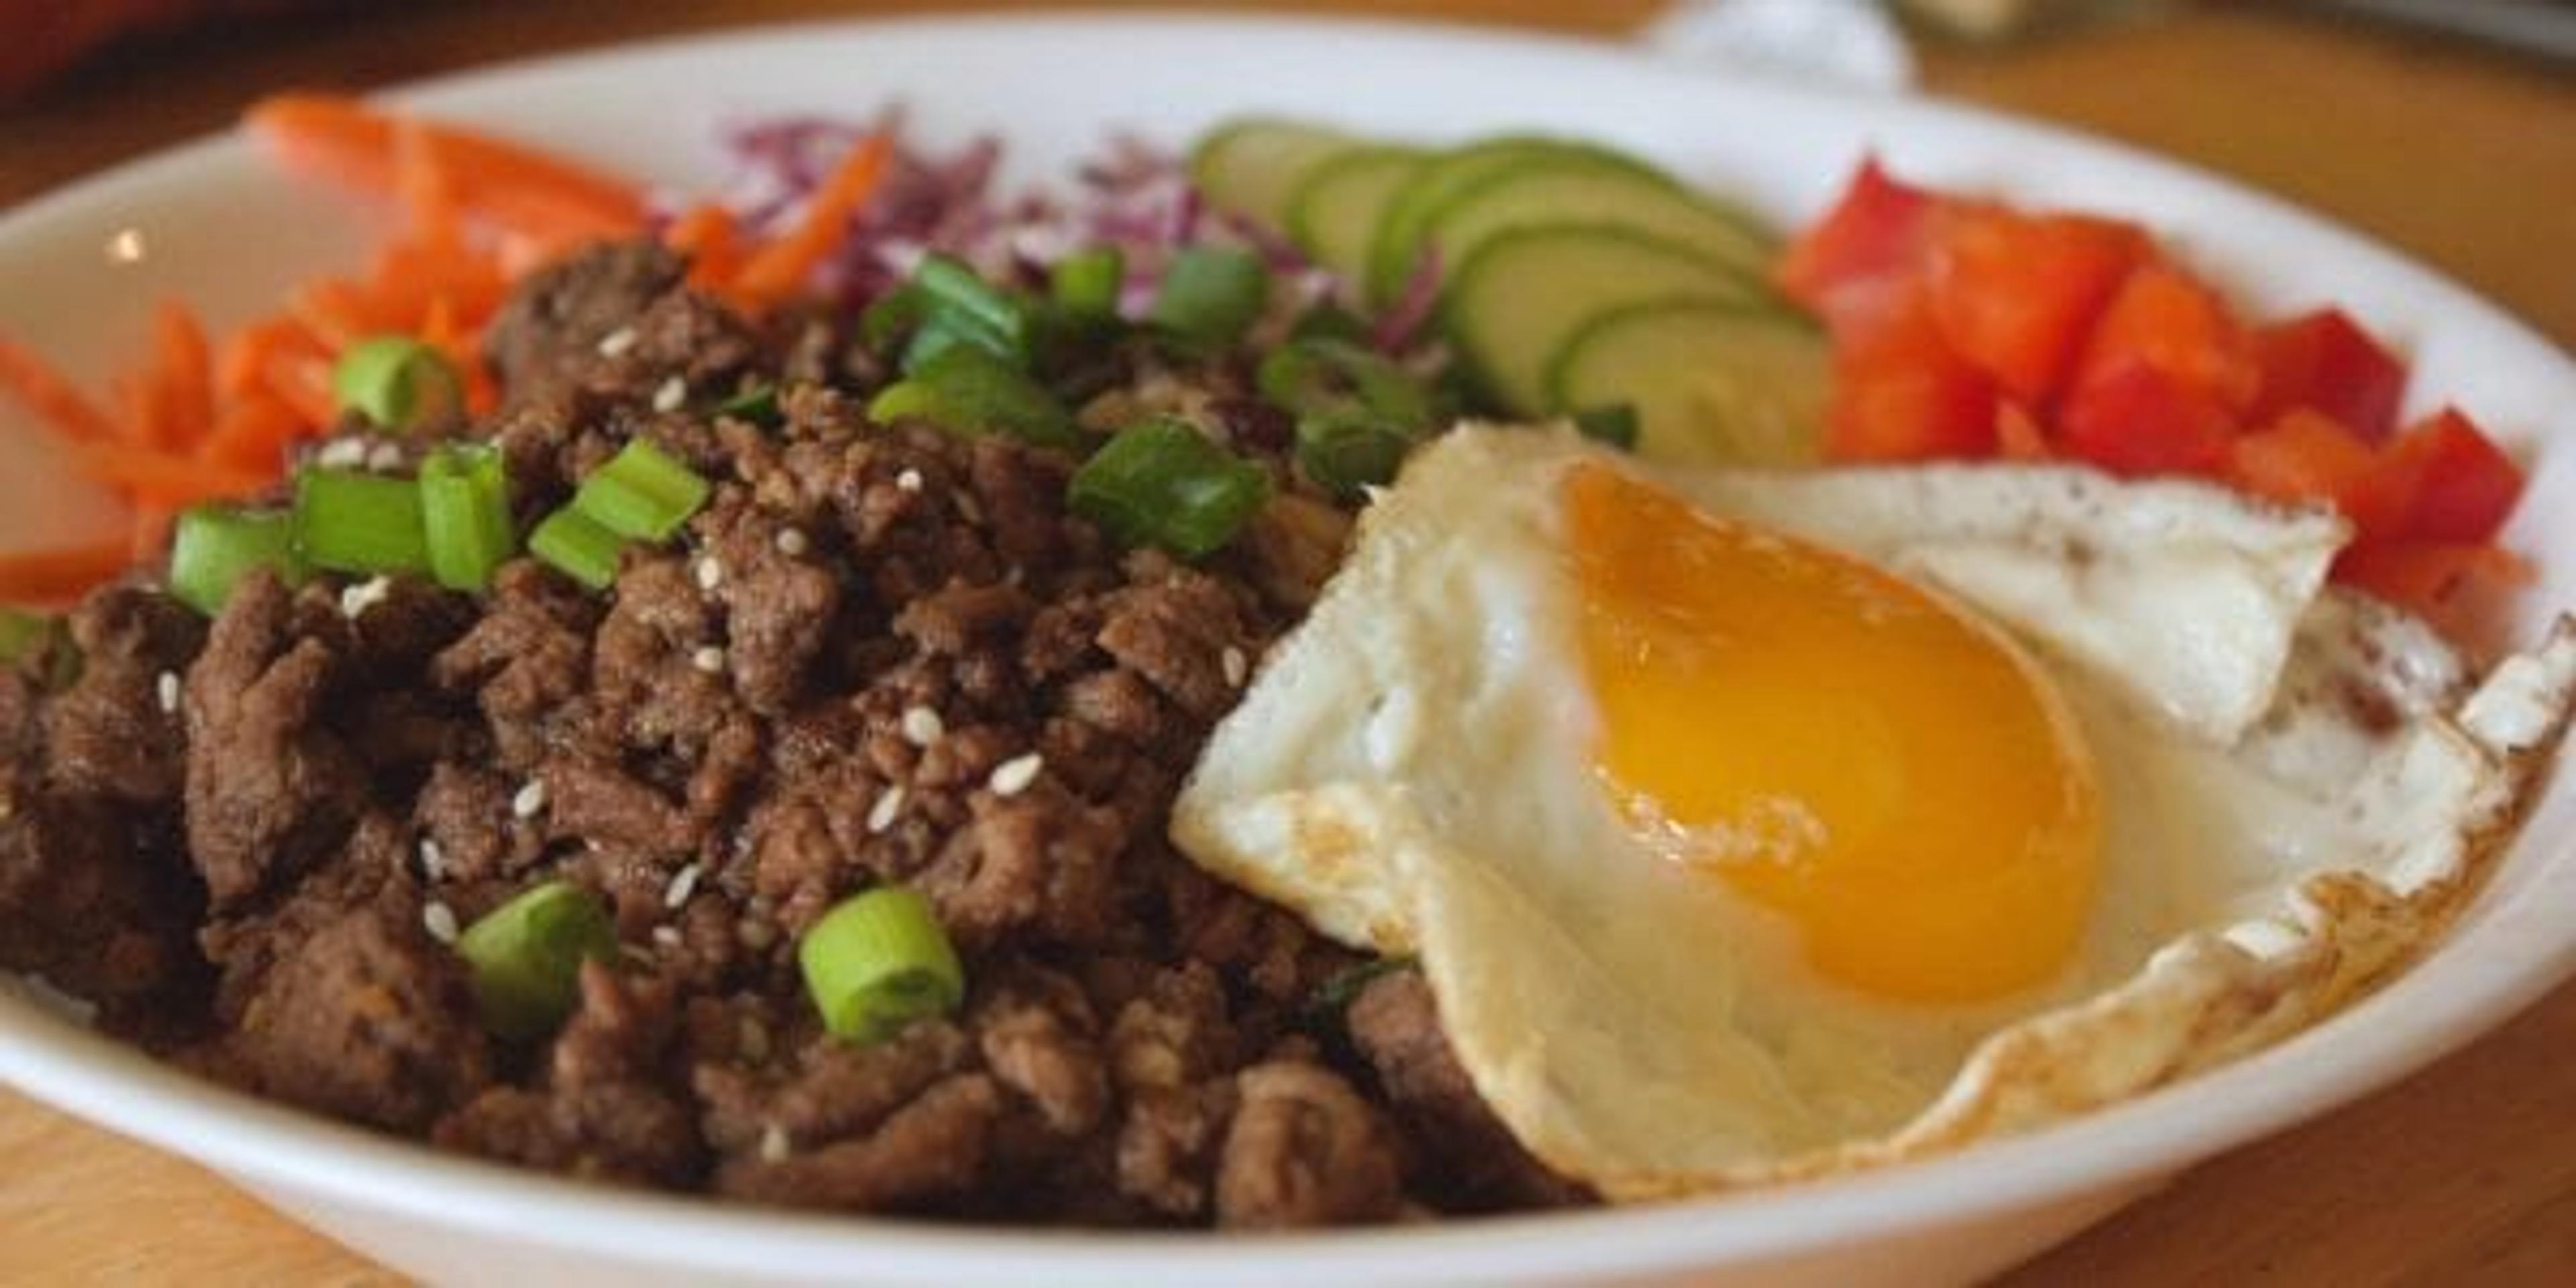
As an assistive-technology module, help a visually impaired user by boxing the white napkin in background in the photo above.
[1637,0,1917,92]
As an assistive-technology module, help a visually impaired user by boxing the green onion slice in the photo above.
[292,469,429,576]
[419,444,514,592]
[867,345,1079,450]
[1049,248,1125,320]
[529,506,624,591]
[456,879,619,1041]
[798,885,967,1045]
[1069,416,1272,559]
[331,336,462,433]
[1257,337,1434,428]
[1150,246,1270,346]
[716,384,782,427]
[1295,409,1415,500]
[1572,403,1642,451]
[170,504,303,616]
[914,254,1031,358]
[571,438,709,543]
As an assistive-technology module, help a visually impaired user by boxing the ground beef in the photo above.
[0,239,1581,1228]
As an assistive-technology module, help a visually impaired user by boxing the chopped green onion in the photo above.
[571,438,709,542]
[456,880,619,1041]
[1295,410,1415,500]
[0,609,59,669]
[798,885,966,1045]
[716,384,782,427]
[899,313,1001,375]
[331,336,462,433]
[1150,246,1270,345]
[1572,403,1641,451]
[528,506,623,591]
[169,504,303,615]
[1257,338,1434,427]
[292,469,429,576]
[867,345,1079,449]
[1049,248,1125,320]
[419,445,514,593]
[861,282,926,353]
[914,254,1031,358]
[1069,416,1271,559]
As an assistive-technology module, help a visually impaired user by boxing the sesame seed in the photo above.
[365,442,405,473]
[694,556,724,592]
[618,943,657,968]
[900,706,944,747]
[339,576,392,620]
[511,779,549,819]
[663,862,702,910]
[737,918,777,951]
[155,671,180,715]
[954,492,983,524]
[773,527,809,556]
[691,645,727,675]
[596,326,638,358]
[314,438,368,469]
[758,1124,791,1163]
[651,374,688,413]
[739,1016,771,1063]
[1222,647,1248,688]
[418,837,447,881]
[988,753,1044,798]
[895,468,924,493]
[421,902,460,945]
[652,924,684,949]
[867,785,906,834]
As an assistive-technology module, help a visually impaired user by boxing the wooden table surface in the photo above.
[3,2,2573,1283]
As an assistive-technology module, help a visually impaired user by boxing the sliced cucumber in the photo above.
[1428,164,1775,286]
[1364,138,1668,306]
[1287,147,1426,286]
[1443,224,1765,416]
[1548,301,1829,466]
[1190,117,1360,235]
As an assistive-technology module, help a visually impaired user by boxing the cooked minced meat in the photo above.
[0,242,1585,1226]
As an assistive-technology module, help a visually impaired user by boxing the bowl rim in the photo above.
[3,10,2574,1284]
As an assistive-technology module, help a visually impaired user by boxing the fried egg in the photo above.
[1173,425,2575,1198]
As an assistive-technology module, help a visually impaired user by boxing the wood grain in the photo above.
[2,3,2573,1283]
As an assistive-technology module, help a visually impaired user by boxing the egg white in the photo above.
[1174,425,2576,1197]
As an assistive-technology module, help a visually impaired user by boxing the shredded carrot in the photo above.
[264,351,339,429]
[0,540,131,604]
[115,374,171,450]
[129,505,175,564]
[394,115,464,259]
[246,93,647,244]
[0,335,120,443]
[153,301,215,450]
[665,201,745,290]
[198,396,306,473]
[730,133,893,310]
[219,317,326,400]
[67,441,273,508]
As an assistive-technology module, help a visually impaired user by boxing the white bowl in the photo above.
[3,14,2573,1287]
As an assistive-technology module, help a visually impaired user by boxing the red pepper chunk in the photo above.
[2224,409,2409,539]
[1823,286,1998,463]
[1925,205,2147,405]
[2057,364,2235,478]
[2069,260,2260,416]
[2336,539,2532,644]
[2249,308,2406,441]
[2383,407,2526,543]
[1776,157,1936,334]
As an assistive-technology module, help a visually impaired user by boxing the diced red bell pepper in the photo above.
[2057,363,2235,478]
[1925,206,2147,405]
[1777,158,1937,331]
[2335,539,2532,645]
[1822,285,1998,463]
[1994,400,2051,462]
[2381,407,2525,543]
[2069,260,2260,416]
[2224,409,2409,538]
[2249,307,2406,441]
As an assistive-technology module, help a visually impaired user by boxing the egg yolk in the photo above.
[1565,464,2102,1004]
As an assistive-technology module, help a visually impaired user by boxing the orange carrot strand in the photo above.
[67,440,273,508]
[731,133,893,310]
[0,335,119,443]
[154,301,215,449]
[245,93,647,243]
[0,540,130,605]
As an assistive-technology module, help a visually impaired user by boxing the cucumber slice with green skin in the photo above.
[1189,117,1360,235]
[1287,146,1426,286]
[1427,164,1776,288]
[1442,223,1766,416]
[1365,138,1670,307]
[1548,301,1829,466]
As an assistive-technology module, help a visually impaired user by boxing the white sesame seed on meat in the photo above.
[652,374,688,413]
[867,785,906,834]
[154,671,180,715]
[988,753,1044,798]
[652,924,684,949]
[691,645,727,675]
[365,442,405,473]
[418,838,447,881]
[759,1124,791,1163]
[774,527,810,556]
[511,779,549,819]
[1222,647,1248,688]
[695,556,724,592]
[595,325,639,358]
[663,862,702,910]
[338,576,392,621]
[313,438,369,470]
[421,902,460,945]
[895,468,924,493]
[900,706,945,747]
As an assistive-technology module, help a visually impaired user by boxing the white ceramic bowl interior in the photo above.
[3,14,2573,1288]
